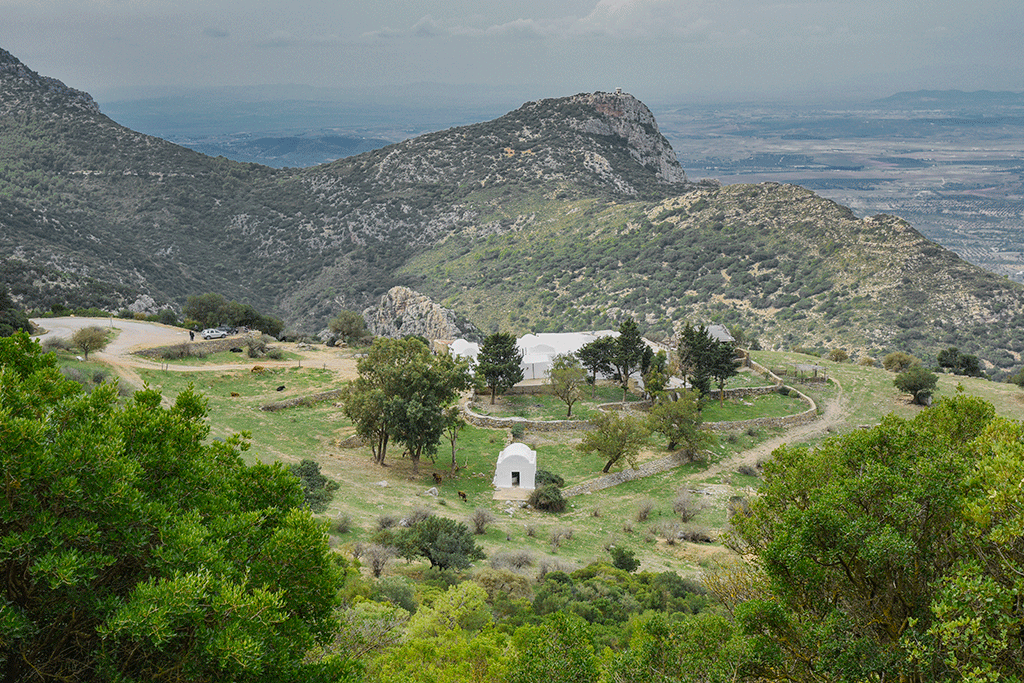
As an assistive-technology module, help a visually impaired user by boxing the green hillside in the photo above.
[2,46,1024,373]
[402,182,1023,371]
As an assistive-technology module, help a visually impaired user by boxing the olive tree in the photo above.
[342,337,473,470]
[548,352,587,417]
[894,364,938,405]
[71,325,109,360]
[577,409,650,473]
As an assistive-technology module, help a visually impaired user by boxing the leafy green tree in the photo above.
[882,350,920,372]
[441,404,465,474]
[708,338,739,406]
[289,458,340,513]
[641,349,670,398]
[0,333,345,682]
[729,394,997,683]
[609,546,640,573]
[476,332,523,404]
[367,625,507,683]
[603,612,750,683]
[184,292,283,335]
[828,348,850,363]
[924,417,1024,681]
[183,291,230,329]
[507,612,599,683]
[329,310,369,345]
[894,364,938,405]
[70,324,109,360]
[342,337,472,470]
[577,409,650,473]
[406,582,492,638]
[576,335,616,397]
[936,346,982,377]
[377,516,484,570]
[549,352,586,417]
[677,323,717,396]
[647,389,711,456]
[611,319,647,401]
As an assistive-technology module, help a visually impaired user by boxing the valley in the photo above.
[31,317,1024,575]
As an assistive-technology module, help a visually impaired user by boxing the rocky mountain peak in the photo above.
[0,47,100,116]
[504,90,688,189]
[565,91,686,184]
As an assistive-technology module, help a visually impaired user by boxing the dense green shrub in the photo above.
[529,484,567,513]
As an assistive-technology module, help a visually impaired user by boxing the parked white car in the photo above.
[202,328,227,339]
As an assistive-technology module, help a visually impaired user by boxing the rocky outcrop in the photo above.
[0,47,100,116]
[363,287,477,342]
[568,91,687,184]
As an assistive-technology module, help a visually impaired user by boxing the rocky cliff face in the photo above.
[363,287,477,342]
[565,91,686,184]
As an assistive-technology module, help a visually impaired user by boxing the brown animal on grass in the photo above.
[251,365,265,373]
[458,491,467,502]
[432,473,443,486]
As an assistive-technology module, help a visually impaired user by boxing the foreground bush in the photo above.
[0,332,347,682]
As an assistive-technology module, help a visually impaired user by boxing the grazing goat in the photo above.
[432,473,443,486]
[458,491,468,502]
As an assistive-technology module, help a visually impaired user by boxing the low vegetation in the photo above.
[9,329,1024,681]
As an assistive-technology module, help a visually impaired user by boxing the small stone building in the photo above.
[492,442,537,491]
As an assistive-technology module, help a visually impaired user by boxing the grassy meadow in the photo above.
[53,341,1024,577]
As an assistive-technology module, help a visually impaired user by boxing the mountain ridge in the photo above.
[1,47,1023,373]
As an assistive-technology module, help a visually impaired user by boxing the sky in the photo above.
[2,0,1022,106]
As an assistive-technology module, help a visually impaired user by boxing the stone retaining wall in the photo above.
[705,385,817,432]
[462,378,816,434]
[562,453,685,497]
[460,405,596,432]
[747,359,785,385]
[135,338,246,358]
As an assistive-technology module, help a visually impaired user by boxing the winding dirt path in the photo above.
[690,374,849,482]
[562,377,851,498]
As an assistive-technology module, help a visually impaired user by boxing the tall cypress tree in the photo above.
[476,332,524,404]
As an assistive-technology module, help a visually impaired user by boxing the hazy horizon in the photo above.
[3,0,1021,111]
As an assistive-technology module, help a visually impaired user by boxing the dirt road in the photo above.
[692,375,849,481]
[31,317,358,386]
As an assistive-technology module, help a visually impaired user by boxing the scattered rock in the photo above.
[336,434,364,448]
[425,487,439,497]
